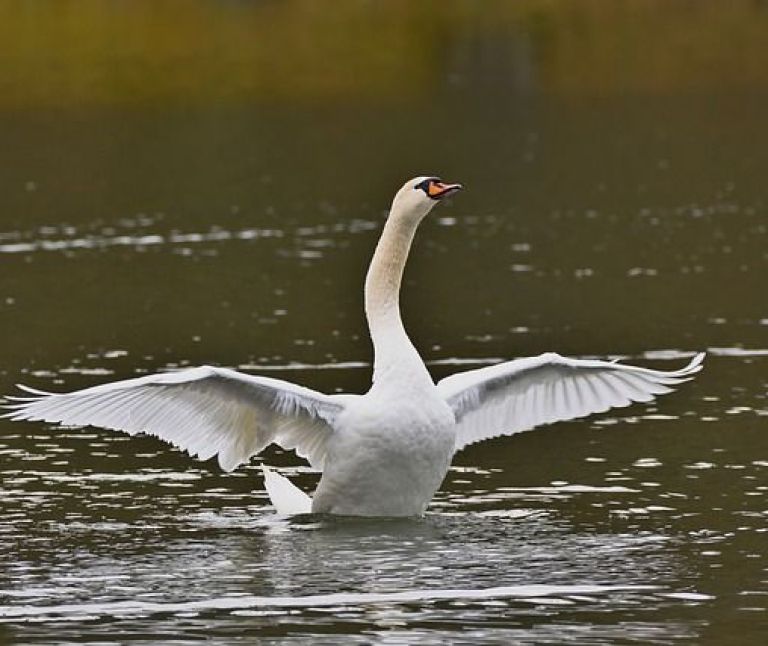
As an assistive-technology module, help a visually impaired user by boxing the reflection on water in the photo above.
[0,442,726,644]
[2,0,768,643]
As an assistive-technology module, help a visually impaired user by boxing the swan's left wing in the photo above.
[2,366,347,471]
[437,352,704,452]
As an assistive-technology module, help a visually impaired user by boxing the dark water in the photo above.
[1,2,767,643]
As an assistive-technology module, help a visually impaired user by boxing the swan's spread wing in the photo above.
[437,353,704,452]
[2,367,345,471]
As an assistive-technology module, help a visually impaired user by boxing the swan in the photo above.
[2,177,704,517]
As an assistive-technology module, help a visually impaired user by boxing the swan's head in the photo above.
[390,176,463,221]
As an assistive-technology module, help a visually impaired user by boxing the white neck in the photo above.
[365,209,432,389]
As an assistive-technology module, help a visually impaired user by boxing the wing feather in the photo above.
[438,352,704,452]
[2,366,348,471]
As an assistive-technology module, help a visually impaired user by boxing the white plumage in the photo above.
[262,466,312,515]
[438,352,704,452]
[3,176,704,516]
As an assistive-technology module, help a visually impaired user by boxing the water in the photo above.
[1,2,767,643]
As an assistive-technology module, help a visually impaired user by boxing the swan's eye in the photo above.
[415,178,441,195]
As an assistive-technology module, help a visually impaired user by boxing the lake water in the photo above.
[1,2,767,643]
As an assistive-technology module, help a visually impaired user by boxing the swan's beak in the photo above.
[427,180,463,200]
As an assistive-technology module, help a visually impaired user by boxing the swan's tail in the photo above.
[262,465,312,515]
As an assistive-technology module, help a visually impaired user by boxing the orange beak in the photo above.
[427,180,463,199]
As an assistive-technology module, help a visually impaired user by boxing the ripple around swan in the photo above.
[0,501,713,642]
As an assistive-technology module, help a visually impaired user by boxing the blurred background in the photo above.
[1,1,767,643]
[1,0,767,372]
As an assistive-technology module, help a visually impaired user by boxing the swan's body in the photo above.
[312,386,455,516]
[3,177,705,516]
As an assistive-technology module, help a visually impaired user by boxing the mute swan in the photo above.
[3,177,704,517]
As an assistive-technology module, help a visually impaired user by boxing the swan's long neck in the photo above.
[365,210,432,388]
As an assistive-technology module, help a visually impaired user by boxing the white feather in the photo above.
[438,352,704,452]
[262,466,312,515]
[3,366,345,472]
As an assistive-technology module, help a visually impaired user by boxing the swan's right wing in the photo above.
[2,366,347,471]
[438,352,704,452]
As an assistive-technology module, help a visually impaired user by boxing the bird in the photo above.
[2,177,704,517]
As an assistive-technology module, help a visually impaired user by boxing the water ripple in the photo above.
[0,583,667,621]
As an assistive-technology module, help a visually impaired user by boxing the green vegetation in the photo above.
[1,0,767,108]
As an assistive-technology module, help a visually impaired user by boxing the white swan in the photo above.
[3,177,704,517]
